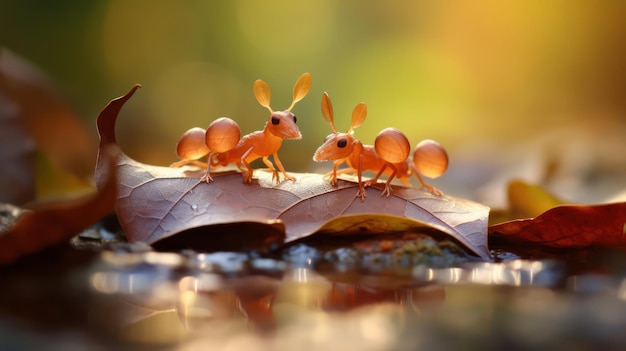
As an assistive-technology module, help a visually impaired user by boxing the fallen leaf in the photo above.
[0,148,117,265]
[507,179,565,219]
[95,86,491,259]
[0,48,97,197]
[0,87,34,204]
[489,202,626,249]
[489,179,565,225]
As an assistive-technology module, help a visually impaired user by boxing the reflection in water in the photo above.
[178,275,244,331]
[87,251,569,344]
[414,259,564,287]
[178,274,274,332]
[274,268,331,310]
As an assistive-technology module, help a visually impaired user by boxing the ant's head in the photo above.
[267,110,301,139]
[254,72,311,140]
[313,92,366,161]
[313,132,356,161]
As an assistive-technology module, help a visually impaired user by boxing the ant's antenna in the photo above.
[254,79,273,113]
[287,72,312,111]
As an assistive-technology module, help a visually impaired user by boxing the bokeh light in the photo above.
[2,0,624,204]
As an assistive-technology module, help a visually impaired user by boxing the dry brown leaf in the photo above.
[0,48,97,182]
[489,202,626,249]
[0,87,34,204]
[95,86,491,259]
[0,148,117,265]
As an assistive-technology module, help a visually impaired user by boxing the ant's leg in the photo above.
[262,156,280,183]
[329,160,342,185]
[381,164,398,197]
[334,168,357,175]
[272,153,296,183]
[414,171,442,196]
[370,166,386,184]
[356,151,366,200]
[200,152,215,183]
[240,146,255,183]
[328,160,340,185]
[241,161,254,183]
[170,159,208,168]
[324,165,354,184]
[170,160,188,168]
[364,164,387,188]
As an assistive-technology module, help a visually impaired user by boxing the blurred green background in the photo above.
[2,0,625,205]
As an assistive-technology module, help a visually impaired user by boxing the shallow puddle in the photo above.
[1,215,625,350]
[79,238,626,350]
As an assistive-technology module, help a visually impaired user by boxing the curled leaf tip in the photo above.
[96,84,141,146]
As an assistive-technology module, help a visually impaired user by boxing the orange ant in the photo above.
[313,93,448,198]
[171,127,211,169]
[411,139,449,194]
[170,117,241,183]
[366,135,449,196]
[211,72,312,184]
[312,92,380,199]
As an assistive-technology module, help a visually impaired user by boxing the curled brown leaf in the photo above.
[0,148,117,265]
[95,86,491,259]
[489,202,626,249]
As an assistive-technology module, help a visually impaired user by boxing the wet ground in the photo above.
[2,217,626,350]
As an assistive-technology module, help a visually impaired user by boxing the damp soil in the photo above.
[1,216,626,350]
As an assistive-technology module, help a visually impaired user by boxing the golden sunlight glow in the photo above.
[148,62,248,132]
[101,0,202,83]
[235,0,335,58]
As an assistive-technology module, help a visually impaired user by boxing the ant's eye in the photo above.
[293,115,297,123]
[271,116,280,125]
[337,139,347,148]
